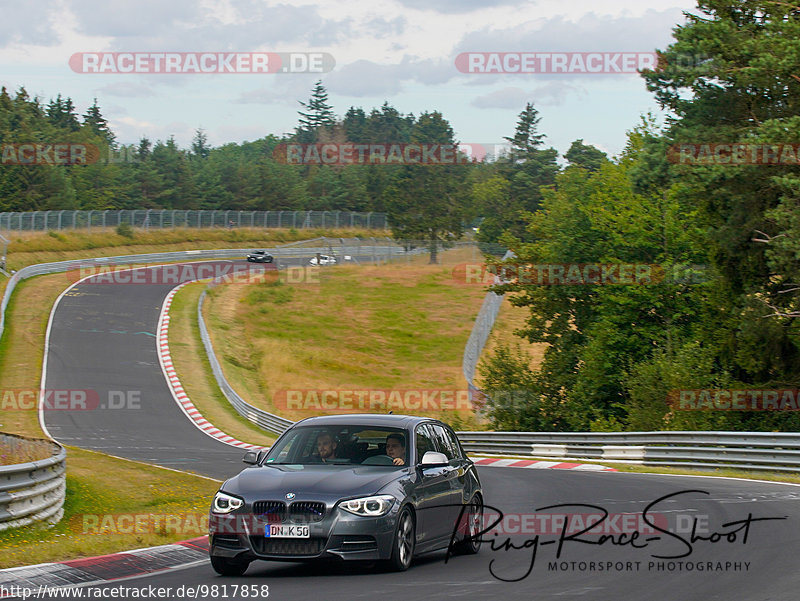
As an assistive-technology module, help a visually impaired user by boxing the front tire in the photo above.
[454,494,483,555]
[385,507,415,571]
[210,555,250,576]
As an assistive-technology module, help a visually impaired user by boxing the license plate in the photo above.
[265,524,310,538]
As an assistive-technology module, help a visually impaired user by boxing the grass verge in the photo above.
[200,246,488,430]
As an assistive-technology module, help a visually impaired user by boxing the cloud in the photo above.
[95,82,155,98]
[326,56,454,97]
[68,0,202,39]
[393,0,532,14]
[235,76,322,106]
[363,16,407,38]
[454,8,686,83]
[457,9,686,54]
[66,1,350,51]
[470,82,584,109]
[0,1,61,47]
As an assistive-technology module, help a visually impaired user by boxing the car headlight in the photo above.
[212,491,244,514]
[339,495,396,517]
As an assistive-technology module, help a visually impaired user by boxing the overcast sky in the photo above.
[2,0,700,157]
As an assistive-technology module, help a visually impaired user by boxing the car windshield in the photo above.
[264,425,409,467]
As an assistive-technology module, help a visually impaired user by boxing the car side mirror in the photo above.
[420,451,448,467]
[243,450,268,465]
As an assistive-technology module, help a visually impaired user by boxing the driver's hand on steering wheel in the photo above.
[392,457,405,465]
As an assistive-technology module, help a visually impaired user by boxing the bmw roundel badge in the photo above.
[286,492,296,500]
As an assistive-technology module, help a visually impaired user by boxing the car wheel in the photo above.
[454,494,483,555]
[385,506,415,571]
[210,555,250,576]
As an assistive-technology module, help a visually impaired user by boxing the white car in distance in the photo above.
[309,254,337,266]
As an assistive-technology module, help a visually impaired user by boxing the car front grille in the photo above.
[288,501,326,523]
[252,500,326,523]
[250,537,326,556]
[253,500,286,523]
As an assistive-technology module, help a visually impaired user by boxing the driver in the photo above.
[385,433,406,465]
[305,431,338,463]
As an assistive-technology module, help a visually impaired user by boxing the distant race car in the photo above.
[309,254,336,266]
[247,250,274,263]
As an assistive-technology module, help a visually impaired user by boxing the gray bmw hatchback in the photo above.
[209,414,483,575]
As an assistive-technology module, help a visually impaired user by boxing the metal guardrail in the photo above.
[0,434,66,531]
[0,210,388,232]
[461,249,513,407]
[456,431,800,473]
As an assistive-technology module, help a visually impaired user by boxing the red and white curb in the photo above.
[470,456,616,472]
[0,538,210,593]
[157,284,262,450]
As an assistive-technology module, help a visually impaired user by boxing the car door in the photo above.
[413,423,461,550]
[428,424,469,534]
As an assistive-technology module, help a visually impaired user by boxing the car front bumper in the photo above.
[209,503,400,563]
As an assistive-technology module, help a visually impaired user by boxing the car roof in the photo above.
[292,413,441,430]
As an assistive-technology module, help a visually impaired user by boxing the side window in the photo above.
[443,426,464,460]
[429,424,456,461]
[415,424,436,464]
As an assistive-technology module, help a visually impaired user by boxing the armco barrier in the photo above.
[461,250,513,407]
[0,434,66,531]
[455,431,800,473]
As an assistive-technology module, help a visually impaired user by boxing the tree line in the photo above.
[478,0,800,433]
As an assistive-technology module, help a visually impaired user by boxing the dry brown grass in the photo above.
[203,249,490,428]
[477,292,548,374]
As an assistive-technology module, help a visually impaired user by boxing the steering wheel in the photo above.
[361,455,394,465]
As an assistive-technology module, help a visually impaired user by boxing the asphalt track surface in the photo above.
[42,261,800,600]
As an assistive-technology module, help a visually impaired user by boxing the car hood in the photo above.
[224,464,408,502]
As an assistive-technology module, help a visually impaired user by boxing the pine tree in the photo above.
[295,81,336,143]
[564,139,608,172]
[46,94,80,131]
[503,102,545,160]
[82,98,115,145]
[191,128,210,159]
